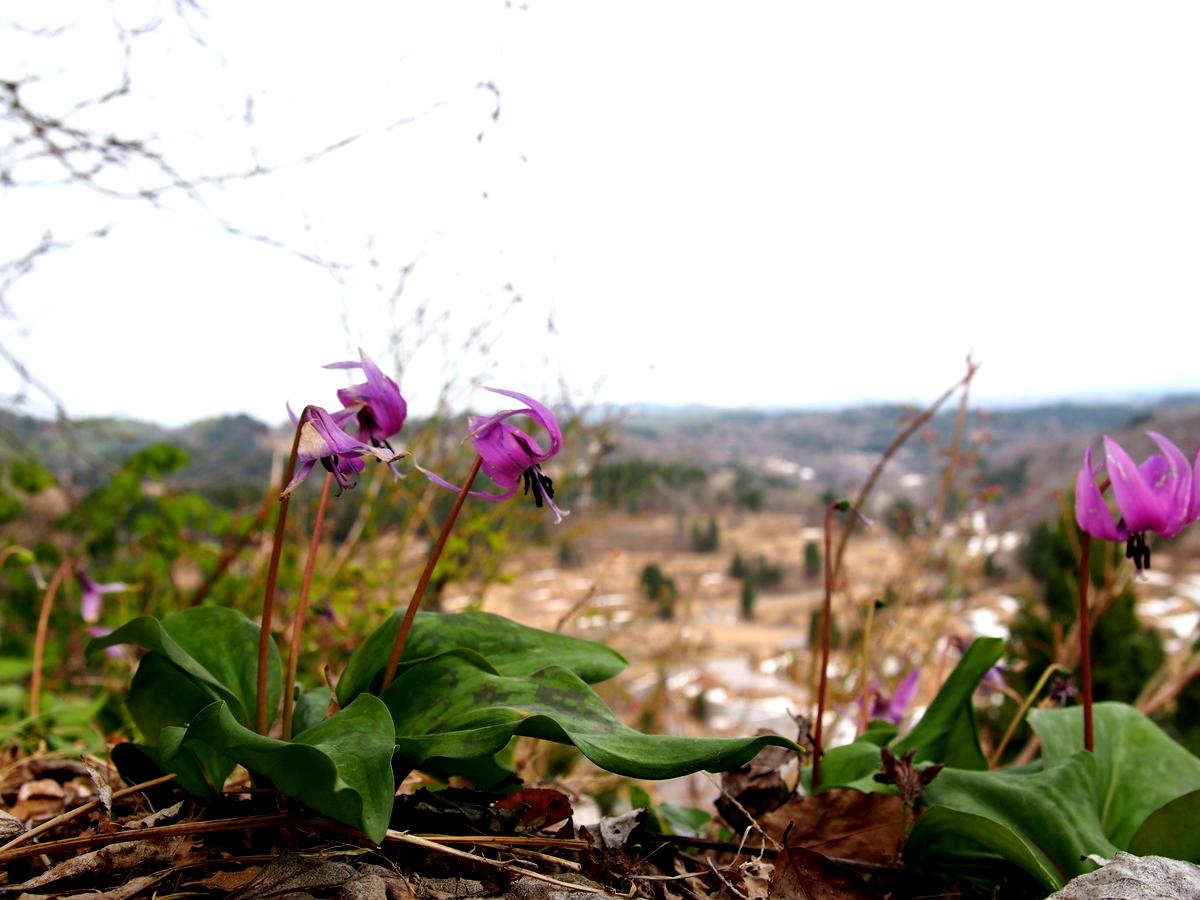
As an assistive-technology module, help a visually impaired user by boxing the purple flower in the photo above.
[86,626,128,659]
[324,349,407,449]
[423,387,569,523]
[283,406,401,497]
[1075,432,1199,571]
[76,568,130,624]
[865,669,920,726]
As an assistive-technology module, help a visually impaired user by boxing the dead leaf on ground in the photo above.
[7,835,199,894]
[228,854,358,899]
[741,858,775,900]
[761,790,905,865]
[85,761,114,817]
[0,808,25,840]
[36,871,170,900]
[185,865,263,892]
[493,787,574,831]
[583,809,648,851]
[769,843,881,900]
[716,743,795,831]
[11,778,66,821]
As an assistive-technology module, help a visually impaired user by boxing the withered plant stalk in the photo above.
[256,409,306,735]
[29,560,73,720]
[812,501,838,791]
[281,471,334,740]
[990,662,1069,767]
[380,455,483,691]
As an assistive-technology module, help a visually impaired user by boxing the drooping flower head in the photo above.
[423,387,569,523]
[1075,432,1199,571]
[283,405,401,498]
[75,567,130,624]
[324,349,407,450]
[864,668,920,726]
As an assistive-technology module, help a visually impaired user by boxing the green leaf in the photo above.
[803,740,890,794]
[337,610,628,706]
[658,803,711,836]
[292,686,332,737]
[186,695,396,842]
[894,636,1003,769]
[907,750,1115,891]
[384,650,796,780]
[122,652,236,795]
[1029,702,1200,847]
[88,606,280,728]
[1127,789,1200,862]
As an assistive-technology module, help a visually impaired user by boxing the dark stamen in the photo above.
[1124,532,1151,571]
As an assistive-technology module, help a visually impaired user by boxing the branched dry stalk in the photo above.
[831,358,980,582]
[28,559,72,721]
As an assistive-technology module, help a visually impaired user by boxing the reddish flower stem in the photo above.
[281,471,334,740]
[1078,532,1094,752]
[812,501,838,792]
[380,455,483,691]
[29,559,72,720]
[256,411,306,735]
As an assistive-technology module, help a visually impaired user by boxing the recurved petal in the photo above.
[414,462,518,502]
[1075,446,1123,540]
[481,387,563,457]
[1146,432,1195,535]
[1104,436,1167,534]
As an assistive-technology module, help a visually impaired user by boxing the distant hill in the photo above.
[2,395,1197,523]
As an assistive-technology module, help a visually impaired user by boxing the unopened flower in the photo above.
[283,406,401,497]
[324,349,407,449]
[865,669,919,726]
[76,568,130,624]
[424,387,569,522]
[1075,432,1199,571]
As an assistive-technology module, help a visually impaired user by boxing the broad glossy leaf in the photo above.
[803,740,889,794]
[337,611,627,706]
[186,694,396,842]
[292,685,332,736]
[908,750,1114,890]
[1029,702,1200,847]
[1127,790,1200,862]
[893,637,1002,769]
[384,650,795,780]
[121,653,236,795]
[88,606,281,727]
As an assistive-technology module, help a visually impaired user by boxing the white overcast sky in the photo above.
[2,1,1198,426]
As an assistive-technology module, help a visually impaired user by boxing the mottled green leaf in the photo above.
[185,695,396,842]
[1128,789,1200,862]
[383,650,795,780]
[907,750,1114,891]
[1029,702,1200,847]
[88,606,280,727]
[337,611,627,706]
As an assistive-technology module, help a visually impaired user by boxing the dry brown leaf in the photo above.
[228,854,357,899]
[715,744,794,831]
[185,865,263,892]
[11,778,66,822]
[0,808,25,841]
[741,859,775,900]
[761,789,905,864]
[769,843,880,900]
[493,788,574,831]
[31,871,169,900]
[85,761,114,817]
[8,836,199,893]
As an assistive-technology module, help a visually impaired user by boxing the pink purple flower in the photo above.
[423,387,569,523]
[324,349,407,450]
[76,568,130,624]
[865,669,919,726]
[1075,432,1199,571]
[283,406,401,497]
